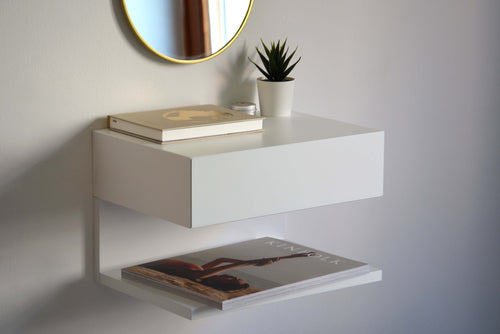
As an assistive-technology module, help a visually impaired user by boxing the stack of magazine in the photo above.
[121,237,371,310]
[108,104,264,144]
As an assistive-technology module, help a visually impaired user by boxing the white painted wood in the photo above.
[93,197,101,281]
[93,112,384,228]
[191,131,383,227]
[93,130,193,227]
[99,266,382,320]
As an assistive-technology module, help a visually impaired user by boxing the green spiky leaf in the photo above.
[248,38,301,81]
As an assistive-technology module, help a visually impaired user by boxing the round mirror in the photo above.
[122,0,253,64]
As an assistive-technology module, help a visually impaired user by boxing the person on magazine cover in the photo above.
[142,252,316,291]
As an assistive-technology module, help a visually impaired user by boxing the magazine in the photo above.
[121,237,370,310]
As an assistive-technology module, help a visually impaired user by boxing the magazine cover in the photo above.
[122,237,369,310]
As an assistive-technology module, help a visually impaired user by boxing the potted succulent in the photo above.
[249,39,301,117]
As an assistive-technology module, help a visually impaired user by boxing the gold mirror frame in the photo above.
[121,0,254,64]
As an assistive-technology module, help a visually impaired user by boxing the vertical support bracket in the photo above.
[93,196,101,282]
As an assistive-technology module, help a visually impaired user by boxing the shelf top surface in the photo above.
[94,112,381,158]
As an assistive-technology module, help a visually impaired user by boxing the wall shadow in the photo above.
[0,118,162,332]
[0,279,166,334]
[216,43,257,107]
[0,119,105,283]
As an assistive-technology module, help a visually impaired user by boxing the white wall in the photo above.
[1,0,499,333]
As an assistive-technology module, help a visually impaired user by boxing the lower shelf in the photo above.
[98,266,382,320]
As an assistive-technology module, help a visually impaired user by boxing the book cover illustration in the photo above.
[122,237,369,310]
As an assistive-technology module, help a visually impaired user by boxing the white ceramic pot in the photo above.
[257,77,295,117]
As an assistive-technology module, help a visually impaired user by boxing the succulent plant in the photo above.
[249,39,301,82]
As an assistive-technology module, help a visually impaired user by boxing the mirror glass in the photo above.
[122,0,253,63]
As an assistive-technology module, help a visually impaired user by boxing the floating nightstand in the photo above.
[92,112,384,319]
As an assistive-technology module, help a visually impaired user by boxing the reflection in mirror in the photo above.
[122,0,253,63]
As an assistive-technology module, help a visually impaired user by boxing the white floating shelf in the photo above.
[98,266,382,320]
[93,112,384,228]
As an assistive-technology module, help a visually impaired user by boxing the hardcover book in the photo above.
[121,237,370,310]
[108,104,264,144]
